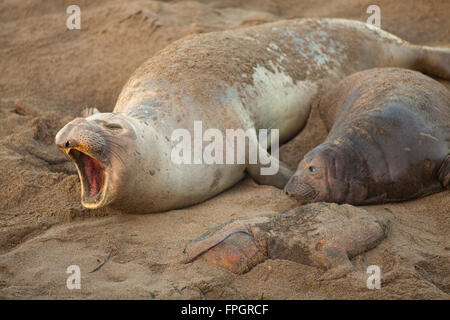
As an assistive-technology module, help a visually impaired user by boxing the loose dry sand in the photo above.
[0,0,448,299]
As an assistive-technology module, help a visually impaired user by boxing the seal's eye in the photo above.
[104,123,123,130]
[308,166,317,173]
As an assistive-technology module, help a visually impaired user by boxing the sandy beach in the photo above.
[0,0,448,299]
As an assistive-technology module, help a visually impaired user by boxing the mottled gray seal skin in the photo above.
[55,19,450,213]
[182,202,389,279]
[285,68,450,205]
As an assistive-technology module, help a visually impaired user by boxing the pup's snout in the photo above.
[283,175,297,195]
[284,175,316,202]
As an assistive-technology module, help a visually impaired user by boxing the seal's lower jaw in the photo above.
[68,149,111,209]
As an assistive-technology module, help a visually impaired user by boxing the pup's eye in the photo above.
[308,166,317,173]
[104,123,122,130]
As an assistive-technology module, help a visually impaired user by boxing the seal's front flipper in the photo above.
[81,107,100,118]
[438,155,450,188]
[317,247,354,281]
[247,158,294,189]
[243,129,294,189]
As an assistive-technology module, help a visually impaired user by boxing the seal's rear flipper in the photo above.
[411,45,450,80]
[181,218,269,274]
[81,107,100,118]
[438,155,450,188]
[198,232,267,274]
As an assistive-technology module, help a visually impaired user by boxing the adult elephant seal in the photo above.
[55,19,450,213]
[285,68,450,204]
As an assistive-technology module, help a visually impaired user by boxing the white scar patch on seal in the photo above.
[240,61,318,141]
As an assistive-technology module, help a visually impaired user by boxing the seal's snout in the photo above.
[54,119,111,209]
[55,126,70,149]
[284,175,317,202]
[55,119,85,150]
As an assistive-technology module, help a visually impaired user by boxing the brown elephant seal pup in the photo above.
[285,68,450,205]
[56,19,450,213]
[182,203,389,279]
